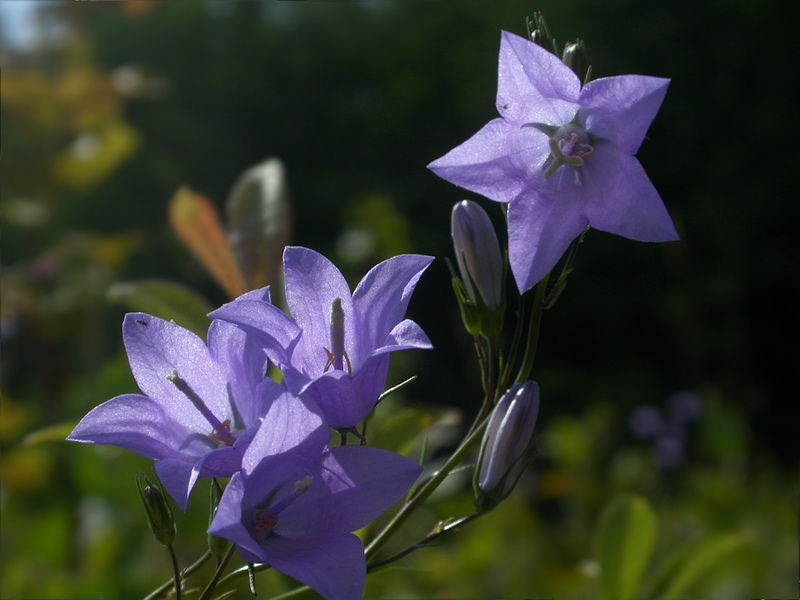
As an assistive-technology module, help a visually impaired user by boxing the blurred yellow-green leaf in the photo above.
[107,278,214,336]
[595,494,658,600]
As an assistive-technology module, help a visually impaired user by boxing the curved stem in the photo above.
[499,292,527,392]
[364,416,489,562]
[198,544,236,600]
[144,551,213,600]
[215,562,272,591]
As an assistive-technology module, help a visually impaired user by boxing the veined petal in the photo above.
[67,393,182,460]
[123,313,229,432]
[351,254,433,364]
[580,75,670,154]
[208,473,267,564]
[283,247,357,375]
[242,392,327,475]
[155,456,200,511]
[508,185,589,293]
[428,118,548,203]
[586,154,679,242]
[300,354,390,428]
[209,297,300,367]
[374,319,432,355]
[497,30,581,125]
[265,533,365,600]
[317,445,422,533]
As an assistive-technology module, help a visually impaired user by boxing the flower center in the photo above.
[251,476,313,535]
[167,370,237,447]
[543,124,594,179]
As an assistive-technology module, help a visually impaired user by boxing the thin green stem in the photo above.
[366,513,480,570]
[364,416,489,562]
[515,273,549,384]
[167,544,181,600]
[499,292,527,393]
[215,562,272,591]
[144,551,213,600]
[198,544,236,600]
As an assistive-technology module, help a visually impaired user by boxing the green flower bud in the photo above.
[562,39,590,83]
[474,382,540,512]
[136,472,176,546]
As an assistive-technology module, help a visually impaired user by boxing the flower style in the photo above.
[208,391,422,600]
[211,246,433,429]
[429,31,678,293]
[67,289,290,509]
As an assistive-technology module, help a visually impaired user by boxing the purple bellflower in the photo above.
[208,391,422,600]
[429,31,678,293]
[68,290,286,510]
[211,246,433,429]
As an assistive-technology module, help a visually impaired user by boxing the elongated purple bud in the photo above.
[451,200,503,312]
[475,381,540,511]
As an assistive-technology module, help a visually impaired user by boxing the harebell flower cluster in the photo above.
[68,14,676,600]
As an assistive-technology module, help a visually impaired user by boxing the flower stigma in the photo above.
[323,298,353,375]
[542,123,594,180]
[167,370,236,446]
[252,476,314,535]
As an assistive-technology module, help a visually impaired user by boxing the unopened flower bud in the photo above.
[562,39,590,83]
[136,472,176,546]
[451,200,505,337]
[475,382,540,512]
[527,12,555,54]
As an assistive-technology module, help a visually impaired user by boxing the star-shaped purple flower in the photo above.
[67,290,289,509]
[208,391,422,600]
[211,247,433,429]
[429,31,678,293]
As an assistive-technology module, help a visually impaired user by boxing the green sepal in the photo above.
[136,471,176,547]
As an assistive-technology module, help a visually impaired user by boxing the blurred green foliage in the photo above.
[1,0,797,598]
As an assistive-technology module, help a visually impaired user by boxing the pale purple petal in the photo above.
[508,187,589,293]
[283,247,357,375]
[209,298,300,367]
[265,534,365,600]
[207,473,266,563]
[301,354,390,428]
[429,118,549,204]
[351,254,433,364]
[316,446,422,533]
[580,75,670,154]
[497,30,580,125]
[242,392,327,475]
[67,394,182,459]
[155,457,199,511]
[586,154,679,242]
[122,313,229,431]
[374,319,432,355]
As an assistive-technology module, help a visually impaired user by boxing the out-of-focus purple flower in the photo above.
[475,381,540,511]
[211,246,433,429]
[68,293,285,510]
[429,31,678,293]
[628,392,701,470]
[208,392,422,600]
[667,391,702,423]
[629,405,663,439]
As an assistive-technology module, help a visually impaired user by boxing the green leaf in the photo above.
[650,532,749,599]
[23,422,78,446]
[107,279,214,337]
[596,494,658,600]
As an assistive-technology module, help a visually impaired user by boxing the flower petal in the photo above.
[351,254,433,364]
[283,247,356,375]
[316,445,422,533]
[122,313,228,432]
[242,391,327,475]
[374,319,432,355]
[428,118,547,203]
[265,533,365,600]
[155,456,200,511]
[507,186,589,293]
[586,154,679,242]
[67,393,182,459]
[208,473,267,563]
[497,30,581,125]
[580,75,669,154]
